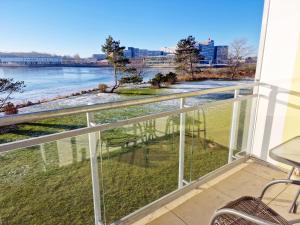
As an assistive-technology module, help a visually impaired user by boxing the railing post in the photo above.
[247,85,260,155]
[86,112,102,225]
[178,98,186,189]
[228,89,240,163]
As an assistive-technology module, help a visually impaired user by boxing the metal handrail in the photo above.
[0,82,259,127]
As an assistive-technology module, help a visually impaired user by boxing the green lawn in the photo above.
[116,87,162,95]
[0,100,250,225]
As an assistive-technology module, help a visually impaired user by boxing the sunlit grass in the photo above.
[0,100,248,225]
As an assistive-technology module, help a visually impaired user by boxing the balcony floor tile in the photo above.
[143,160,296,225]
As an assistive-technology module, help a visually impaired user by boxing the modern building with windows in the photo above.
[124,47,165,59]
[214,45,229,64]
[198,38,215,64]
[198,39,229,65]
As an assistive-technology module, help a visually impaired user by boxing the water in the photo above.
[0,66,171,103]
[0,66,252,114]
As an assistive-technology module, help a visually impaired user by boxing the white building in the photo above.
[144,54,176,67]
[0,55,62,65]
[160,47,176,54]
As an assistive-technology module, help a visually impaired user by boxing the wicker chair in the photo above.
[210,179,300,225]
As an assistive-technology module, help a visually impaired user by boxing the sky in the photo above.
[0,0,264,58]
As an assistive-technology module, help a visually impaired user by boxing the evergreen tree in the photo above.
[101,36,129,92]
[175,36,200,78]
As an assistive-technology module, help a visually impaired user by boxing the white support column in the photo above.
[178,98,186,189]
[86,112,102,225]
[228,89,240,163]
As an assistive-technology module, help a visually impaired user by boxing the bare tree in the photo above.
[228,38,253,79]
[0,78,25,110]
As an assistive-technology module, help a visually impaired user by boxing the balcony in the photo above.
[141,159,299,225]
[2,80,300,225]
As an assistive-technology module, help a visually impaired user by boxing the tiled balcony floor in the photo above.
[134,159,300,225]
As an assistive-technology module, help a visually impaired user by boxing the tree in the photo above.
[119,58,145,85]
[149,72,177,88]
[119,69,143,85]
[0,78,25,111]
[101,36,129,92]
[228,38,253,79]
[149,73,164,88]
[175,35,200,79]
[164,72,177,84]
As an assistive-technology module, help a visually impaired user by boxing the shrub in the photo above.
[98,84,108,93]
[165,72,177,84]
[149,72,177,88]
[3,102,18,115]
[149,73,164,88]
[119,74,143,85]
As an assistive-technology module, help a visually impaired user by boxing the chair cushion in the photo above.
[214,196,289,225]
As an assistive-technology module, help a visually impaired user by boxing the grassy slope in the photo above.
[0,101,242,225]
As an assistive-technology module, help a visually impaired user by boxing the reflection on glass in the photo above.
[0,97,254,225]
[0,134,94,225]
[99,115,180,224]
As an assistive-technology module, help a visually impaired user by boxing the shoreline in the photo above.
[0,64,110,68]
[0,64,176,69]
[8,78,253,112]
[12,87,101,110]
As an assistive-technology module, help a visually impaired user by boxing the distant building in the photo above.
[197,38,229,65]
[124,47,165,59]
[92,54,106,61]
[62,56,97,64]
[245,56,257,64]
[144,55,175,67]
[198,38,215,64]
[0,53,62,65]
[214,46,228,64]
[160,47,176,54]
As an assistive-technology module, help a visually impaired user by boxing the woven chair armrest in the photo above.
[260,179,300,199]
[209,208,282,225]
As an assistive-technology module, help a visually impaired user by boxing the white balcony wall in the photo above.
[252,0,300,161]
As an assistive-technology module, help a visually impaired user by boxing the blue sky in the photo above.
[0,0,264,57]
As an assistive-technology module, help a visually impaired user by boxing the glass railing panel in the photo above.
[183,103,232,182]
[0,100,179,145]
[0,134,94,225]
[99,114,180,224]
[0,86,257,225]
[0,114,88,144]
[92,99,179,124]
[183,97,254,182]
[235,97,254,156]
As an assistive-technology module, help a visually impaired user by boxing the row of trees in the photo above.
[0,36,252,112]
[101,35,253,92]
[175,36,253,79]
